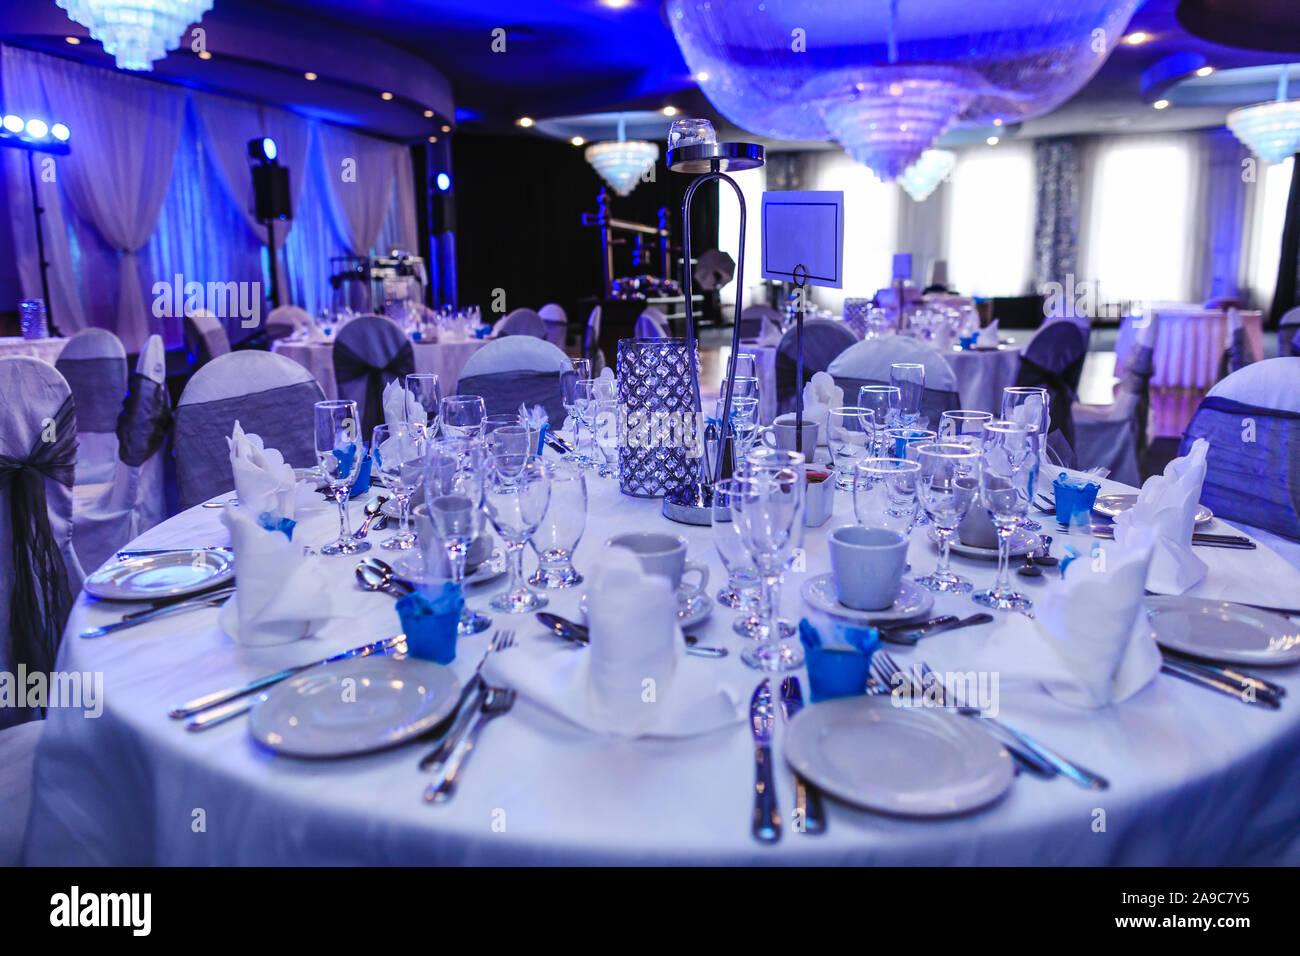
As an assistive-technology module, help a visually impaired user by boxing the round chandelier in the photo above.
[1228,70,1300,166]
[898,149,956,202]
[584,116,660,196]
[666,0,1140,181]
[56,0,214,72]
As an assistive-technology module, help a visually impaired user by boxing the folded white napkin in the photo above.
[481,550,744,737]
[1112,438,1209,594]
[976,319,1000,348]
[977,540,1160,708]
[218,507,335,646]
[801,370,842,438]
[226,421,296,522]
[381,379,427,428]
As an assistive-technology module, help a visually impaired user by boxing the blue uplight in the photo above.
[262,137,278,161]
[436,172,451,192]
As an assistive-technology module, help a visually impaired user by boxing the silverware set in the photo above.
[1057,522,1255,550]
[534,611,729,658]
[871,612,994,646]
[80,584,236,639]
[1160,651,1284,708]
[778,677,826,835]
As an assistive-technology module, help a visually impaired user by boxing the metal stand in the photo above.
[25,150,55,332]
[580,188,671,296]
[661,141,765,525]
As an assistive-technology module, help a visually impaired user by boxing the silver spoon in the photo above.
[535,612,728,658]
[353,496,390,539]
[354,563,409,599]
[361,555,417,592]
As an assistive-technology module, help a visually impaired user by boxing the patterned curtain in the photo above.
[1033,139,1080,291]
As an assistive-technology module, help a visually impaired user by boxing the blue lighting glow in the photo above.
[2,114,22,133]
[52,123,70,142]
[262,136,278,161]
[25,119,48,139]
[436,171,451,192]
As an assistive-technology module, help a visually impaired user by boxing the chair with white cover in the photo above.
[1279,306,1300,358]
[332,314,414,441]
[183,310,232,369]
[266,304,311,342]
[173,351,325,509]
[1181,357,1300,540]
[634,306,670,339]
[495,308,548,340]
[584,305,604,373]
[1013,318,1088,450]
[538,303,568,350]
[55,327,128,487]
[775,320,860,416]
[1217,307,1262,378]
[738,304,782,343]
[72,335,172,573]
[0,357,83,726]
[1073,313,1156,488]
[457,336,570,426]
[826,335,961,428]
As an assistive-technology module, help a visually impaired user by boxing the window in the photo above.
[804,150,899,313]
[1248,156,1294,314]
[945,143,1034,298]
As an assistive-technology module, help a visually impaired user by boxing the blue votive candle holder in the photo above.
[800,620,881,702]
[1053,472,1100,527]
[396,583,464,664]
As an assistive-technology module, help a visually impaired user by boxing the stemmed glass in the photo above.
[710,477,762,621]
[314,400,370,556]
[1001,386,1049,530]
[939,409,992,447]
[721,395,760,469]
[890,363,926,427]
[404,373,441,436]
[731,466,805,671]
[481,455,551,612]
[858,385,901,453]
[913,443,980,593]
[853,458,920,535]
[560,359,592,457]
[528,459,586,589]
[370,423,424,550]
[882,426,938,461]
[483,415,532,459]
[972,420,1036,614]
[572,378,600,467]
[423,436,491,634]
[592,398,622,479]
[826,406,873,490]
[440,395,486,441]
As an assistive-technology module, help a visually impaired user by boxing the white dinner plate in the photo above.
[84,550,235,601]
[1093,493,1212,525]
[1146,596,1300,667]
[784,696,1013,817]
[800,573,934,625]
[249,656,461,758]
[944,527,1039,560]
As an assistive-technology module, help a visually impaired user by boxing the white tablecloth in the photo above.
[23,466,1300,865]
[0,336,67,365]
[272,337,488,400]
[1115,306,1264,389]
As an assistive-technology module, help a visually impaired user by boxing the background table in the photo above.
[947,342,1022,415]
[1114,305,1264,389]
[23,468,1300,866]
[273,337,488,400]
[0,336,66,365]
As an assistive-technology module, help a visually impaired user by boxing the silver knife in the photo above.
[778,677,826,835]
[81,590,234,638]
[1161,660,1281,709]
[750,679,781,843]
[171,634,406,719]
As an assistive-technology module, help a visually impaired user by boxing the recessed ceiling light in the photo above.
[428,136,437,143]
[662,106,678,117]
[441,125,451,133]
[1153,99,1170,110]
[1123,32,1149,46]
[986,136,999,146]
[304,71,317,81]
[517,116,534,128]
[423,109,434,118]
[992,118,1003,126]
[65,37,80,45]
[198,50,212,60]
[571,136,585,146]
[1196,66,1215,77]
[381,91,394,101]
[602,0,632,8]
[694,71,710,83]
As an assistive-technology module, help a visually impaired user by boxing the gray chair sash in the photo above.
[774,321,859,415]
[174,380,324,509]
[116,372,173,468]
[0,396,75,678]
[457,371,566,427]
[333,338,415,441]
[54,356,128,433]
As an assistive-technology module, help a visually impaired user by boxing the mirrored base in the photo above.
[322,537,370,556]
[915,572,973,594]
[733,616,796,640]
[528,564,583,589]
[971,587,1032,613]
[380,533,417,551]
[490,587,548,613]
[458,610,492,635]
[741,640,805,672]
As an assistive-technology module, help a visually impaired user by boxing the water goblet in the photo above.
[404,373,441,436]
[826,405,873,490]
[440,394,486,442]
[314,399,370,556]
[853,457,920,536]
[939,409,992,448]
[858,385,901,453]
[890,363,926,427]
[913,443,980,593]
[527,459,586,589]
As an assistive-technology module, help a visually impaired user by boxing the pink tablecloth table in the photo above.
[1115,305,1264,389]
[272,336,488,400]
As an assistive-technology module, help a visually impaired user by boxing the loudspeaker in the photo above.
[252,164,292,221]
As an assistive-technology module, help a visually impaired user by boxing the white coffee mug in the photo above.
[827,525,908,610]
[762,414,819,452]
[605,531,709,597]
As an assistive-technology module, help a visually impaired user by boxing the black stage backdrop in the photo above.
[451,133,720,334]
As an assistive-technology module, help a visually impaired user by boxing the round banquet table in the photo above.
[0,336,67,365]
[946,342,1022,416]
[1114,306,1265,390]
[23,469,1300,865]
[272,336,488,400]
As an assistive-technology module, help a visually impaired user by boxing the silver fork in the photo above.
[424,688,516,803]
[416,630,515,771]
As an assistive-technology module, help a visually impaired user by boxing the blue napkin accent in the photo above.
[474,326,491,339]
[799,619,879,702]
[959,334,977,350]
[396,583,464,664]
[412,331,423,342]
[333,443,372,496]
[1059,543,1081,579]
[1052,471,1100,527]
[535,422,549,457]
[257,512,295,540]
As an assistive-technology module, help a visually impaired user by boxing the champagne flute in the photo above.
[573,378,600,466]
[481,454,551,613]
[370,422,424,550]
[972,420,1035,613]
[404,373,441,437]
[890,362,926,427]
[592,398,622,479]
[1001,386,1049,530]
[913,443,980,593]
[314,400,370,556]
[561,359,592,454]
[440,395,486,441]
[731,470,805,671]
[711,477,762,620]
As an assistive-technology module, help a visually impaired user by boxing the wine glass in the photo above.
[853,457,920,535]
[404,373,441,436]
[720,395,760,470]
[913,443,980,593]
[481,455,551,613]
[314,400,370,556]
[528,459,586,589]
[858,385,901,453]
[972,420,1036,614]
[1001,386,1049,530]
[731,352,758,381]
[423,437,491,634]
[882,426,938,461]
[370,422,425,551]
[826,405,873,490]
[440,395,486,441]
[483,415,532,460]
[730,470,805,672]
[939,409,992,448]
[592,398,622,479]
[711,477,762,621]
[890,363,926,427]
[561,359,592,454]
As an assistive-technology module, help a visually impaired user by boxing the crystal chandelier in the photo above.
[584,116,659,196]
[1228,70,1300,166]
[56,0,214,72]
[898,149,956,202]
[667,0,1140,180]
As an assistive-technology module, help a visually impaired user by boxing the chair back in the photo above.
[115,333,172,516]
[332,314,414,441]
[1181,357,1300,540]
[457,337,570,426]
[738,304,782,342]
[538,303,568,349]
[634,307,670,339]
[174,352,325,509]
[55,328,128,486]
[584,305,604,372]
[0,358,82,717]
[183,311,232,368]
[1278,306,1300,358]
[495,309,548,340]
[827,336,961,428]
[1014,319,1087,449]
[773,320,859,416]
[267,305,311,342]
